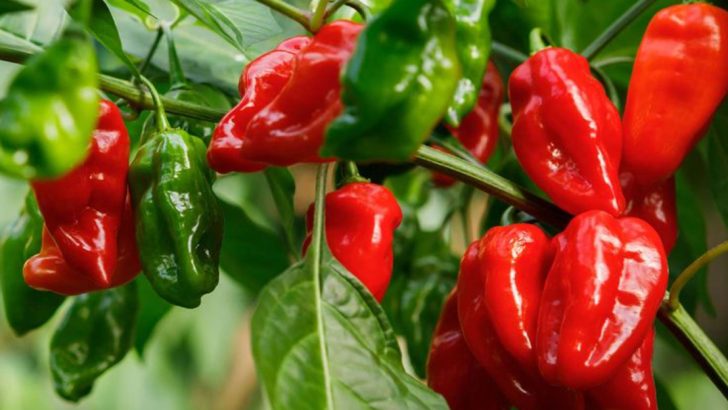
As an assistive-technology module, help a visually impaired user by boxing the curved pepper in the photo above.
[444,0,496,126]
[323,0,461,161]
[586,330,657,410]
[130,127,223,308]
[302,182,402,301]
[622,4,728,187]
[0,194,64,335]
[434,61,503,186]
[622,176,677,253]
[509,47,625,216]
[0,26,98,179]
[458,241,584,410]
[427,289,509,410]
[538,210,668,389]
[31,100,130,286]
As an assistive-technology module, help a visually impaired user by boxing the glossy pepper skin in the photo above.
[130,128,223,308]
[538,210,668,389]
[509,47,625,216]
[427,290,509,410]
[323,0,461,161]
[458,237,584,410]
[622,176,678,253]
[444,0,496,126]
[31,100,130,286]
[587,330,657,410]
[302,182,402,301]
[50,282,138,402]
[0,194,64,335]
[622,4,728,187]
[434,61,503,187]
[0,26,98,179]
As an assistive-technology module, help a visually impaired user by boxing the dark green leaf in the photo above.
[0,0,33,15]
[707,101,728,230]
[134,276,173,356]
[656,375,679,410]
[264,167,298,259]
[385,168,432,210]
[171,0,245,52]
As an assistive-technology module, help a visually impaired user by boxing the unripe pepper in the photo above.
[622,176,677,253]
[434,61,503,187]
[427,290,509,410]
[509,47,625,216]
[302,182,402,301]
[622,3,728,187]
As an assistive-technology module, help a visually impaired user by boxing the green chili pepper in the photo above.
[129,78,223,308]
[0,25,98,179]
[444,0,495,126]
[50,282,138,402]
[0,193,65,335]
[323,0,461,161]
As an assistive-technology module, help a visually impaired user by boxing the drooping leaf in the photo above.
[171,0,246,52]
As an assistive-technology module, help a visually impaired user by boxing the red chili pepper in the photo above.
[586,329,657,410]
[208,37,310,173]
[24,196,140,295]
[434,61,504,187]
[303,182,402,301]
[427,289,509,410]
[208,21,362,172]
[622,175,677,253]
[30,99,131,286]
[622,3,728,187]
[457,240,584,410]
[538,210,668,389]
[509,47,625,216]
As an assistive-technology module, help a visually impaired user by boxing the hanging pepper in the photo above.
[30,99,130,286]
[622,176,678,253]
[586,330,657,410]
[443,0,496,126]
[538,210,668,389]
[621,3,728,187]
[302,182,402,301]
[427,290,509,410]
[322,0,461,161]
[130,80,223,308]
[0,25,98,179]
[50,282,138,402]
[434,61,503,187]
[458,237,584,410]
[0,194,64,335]
[509,47,625,216]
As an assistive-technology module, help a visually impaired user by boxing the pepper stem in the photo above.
[139,76,171,131]
[309,0,329,33]
[668,239,728,311]
[528,28,549,54]
[337,161,368,187]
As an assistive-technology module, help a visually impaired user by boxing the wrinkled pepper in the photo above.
[208,22,361,172]
[538,210,668,389]
[427,290,509,410]
[509,47,625,216]
[622,3,728,187]
[130,87,223,308]
[30,99,130,287]
[622,176,677,253]
[323,0,461,161]
[50,282,138,402]
[303,182,402,301]
[434,61,503,186]
[0,25,98,179]
[443,0,496,126]
[0,194,64,335]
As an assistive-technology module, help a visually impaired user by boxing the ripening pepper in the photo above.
[621,3,728,187]
[458,236,584,410]
[323,0,461,161]
[30,99,130,287]
[427,289,509,410]
[586,330,657,410]
[443,0,496,126]
[434,61,503,187]
[130,97,223,308]
[538,210,668,389]
[622,176,677,253]
[0,194,64,335]
[302,182,402,301]
[0,25,98,179]
[509,47,625,216]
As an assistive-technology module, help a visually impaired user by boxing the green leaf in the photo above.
[218,198,290,294]
[0,0,33,15]
[171,0,245,53]
[134,276,173,356]
[707,101,728,230]
[264,167,299,259]
[656,375,679,410]
[106,0,154,22]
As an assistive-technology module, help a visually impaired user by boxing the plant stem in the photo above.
[309,0,329,32]
[254,0,311,31]
[491,41,528,63]
[138,28,163,76]
[669,240,728,311]
[581,0,656,60]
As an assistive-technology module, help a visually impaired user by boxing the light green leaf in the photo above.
[171,0,245,52]
[106,0,154,22]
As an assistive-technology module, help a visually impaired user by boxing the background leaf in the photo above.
[264,167,299,260]
[0,1,33,16]
[106,0,154,22]
[170,0,246,53]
